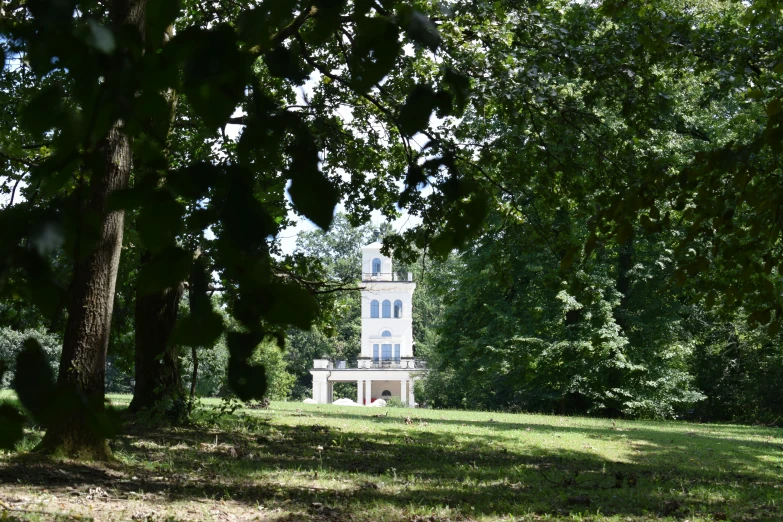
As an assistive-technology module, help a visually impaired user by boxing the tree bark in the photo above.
[39,121,132,460]
[128,261,185,414]
[189,344,199,414]
[38,0,146,460]
[128,23,186,416]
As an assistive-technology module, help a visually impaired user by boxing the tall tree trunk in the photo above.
[189,344,199,414]
[128,27,185,415]
[38,0,146,460]
[128,262,184,414]
[39,123,132,459]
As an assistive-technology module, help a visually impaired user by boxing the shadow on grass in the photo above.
[1,407,781,521]
[306,409,783,476]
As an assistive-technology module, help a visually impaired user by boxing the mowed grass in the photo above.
[0,394,782,521]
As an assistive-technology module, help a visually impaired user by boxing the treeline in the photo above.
[408,0,783,423]
[283,0,783,424]
[287,212,783,424]
[416,224,783,423]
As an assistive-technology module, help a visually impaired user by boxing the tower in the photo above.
[310,240,420,406]
[358,241,415,368]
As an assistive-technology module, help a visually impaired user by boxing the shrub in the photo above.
[0,327,61,388]
[385,396,406,408]
[182,336,295,400]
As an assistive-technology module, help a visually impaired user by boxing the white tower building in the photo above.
[310,241,421,406]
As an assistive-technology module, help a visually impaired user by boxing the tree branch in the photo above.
[0,149,38,168]
[253,5,319,54]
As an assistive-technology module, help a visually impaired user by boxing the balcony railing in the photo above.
[362,272,414,282]
[314,358,427,370]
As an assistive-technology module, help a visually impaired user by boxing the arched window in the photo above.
[372,258,381,275]
[370,300,379,318]
[393,299,403,318]
[381,390,392,398]
[382,299,391,318]
[381,330,392,337]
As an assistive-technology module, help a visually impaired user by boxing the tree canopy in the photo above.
[1,0,783,457]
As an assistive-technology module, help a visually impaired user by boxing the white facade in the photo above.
[310,241,422,406]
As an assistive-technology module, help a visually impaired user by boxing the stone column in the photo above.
[318,381,328,404]
[327,381,334,403]
[407,379,415,406]
[357,380,364,405]
[365,380,373,405]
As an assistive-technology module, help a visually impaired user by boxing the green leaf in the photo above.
[108,187,153,212]
[0,403,24,451]
[349,17,401,92]
[430,230,456,258]
[30,154,79,198]
[443,68,471,115]
[86,19,116,54]
[171,311,224,347]
[19,85,65,136]
[288,172,338,230]
[767,318,781,337]
[264,283,320,329]
[134,91,173,140]
[228,357,268,402]
[227,332,268,401]
[302,0,347,46]
[398,85,436,136]
[218,169,280,249]
[400,8,441,51]
[747,308,771,326]
[286,137,338,230]
[237,1,300,50]
[146,0,181,49]
[179,25,251,128]
[766,99,783,117]
[172,257,224,347]
[264,45,309,84]
[137,246,192,295]
[559,246,578,271]
[137,190,185,252]
[167,163,221,200]
[12,338,57,427]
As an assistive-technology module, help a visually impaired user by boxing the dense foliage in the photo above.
[2,0,783,461]
[0,0,470,456]
[0,327,61,388]
[279,0,783,423]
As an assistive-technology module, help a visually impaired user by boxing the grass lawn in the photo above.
[0,394,781,521]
